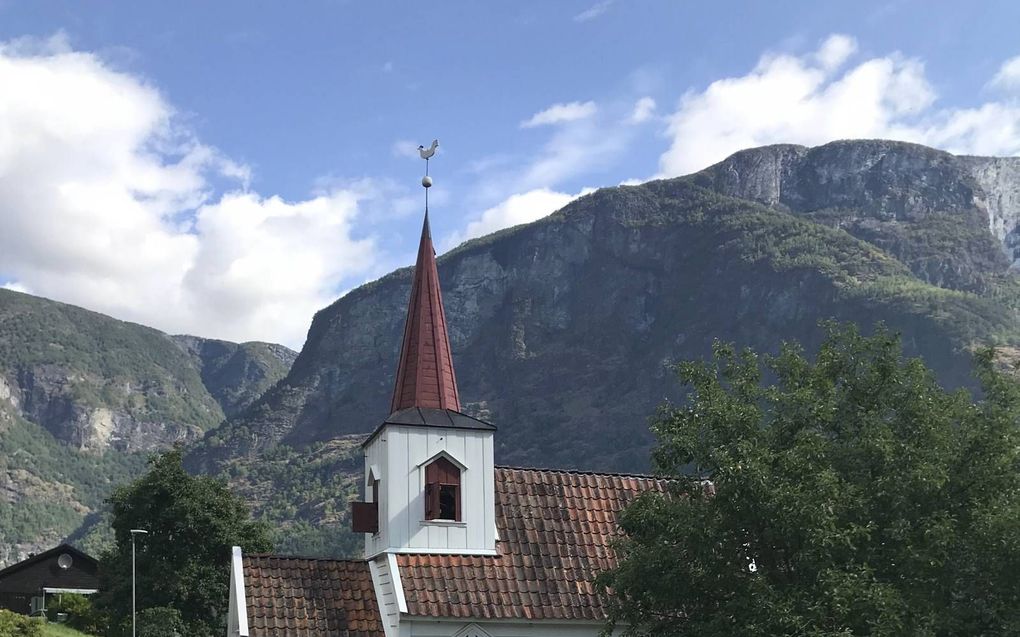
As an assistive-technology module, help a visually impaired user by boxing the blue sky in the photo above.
[1,1,1020,347]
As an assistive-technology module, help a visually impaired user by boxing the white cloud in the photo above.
[0,35,377,348]
[520,101,597,128]
[659,34,1020,177]
[990,56,1020,92]
[391,139,421,160]
[184,191,376,347]
[574,0,613,22]
[1,281,30,294]
[815,33,857,71]
[461,98,636,241]
[629,96,657,123]
[447,188,585,247]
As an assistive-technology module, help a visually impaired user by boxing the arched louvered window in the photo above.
[425,456,461,521]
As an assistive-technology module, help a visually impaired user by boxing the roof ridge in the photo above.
[246,552,368,564]
[495,464,663,480]
[0,543,97,578]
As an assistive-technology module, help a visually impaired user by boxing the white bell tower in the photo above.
[351,140,497,558]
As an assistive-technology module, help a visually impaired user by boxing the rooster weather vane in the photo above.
[418,139,438,213]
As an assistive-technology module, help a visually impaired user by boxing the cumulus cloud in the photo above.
[446,188,585,247]
[0,34,376,347]
[990,56,1020,92]
[461,96,639,242]
[815,33,857,71]
[659,34,1020,176]
[520,101,597,128]
[1,282,30,293]
[629,96,657,123]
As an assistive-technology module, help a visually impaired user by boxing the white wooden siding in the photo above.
[363,423,496,557]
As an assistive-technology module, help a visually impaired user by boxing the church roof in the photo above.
[396,466,665,621]
[389,212,461,414]
[239,467,663,634]
[241,554,382,637]
[361,406,496,447]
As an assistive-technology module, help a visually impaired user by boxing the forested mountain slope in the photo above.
[0,289,296,564]
[193,141,1020,488]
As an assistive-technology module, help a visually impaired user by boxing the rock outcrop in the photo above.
[192,140,1020,478]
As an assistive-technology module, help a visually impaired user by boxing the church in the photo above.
[226,177,663,637]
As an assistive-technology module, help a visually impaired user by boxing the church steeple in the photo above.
[389,212,461,414]
[356,139,496,559]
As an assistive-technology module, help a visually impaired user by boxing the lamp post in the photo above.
[130,529,148,637]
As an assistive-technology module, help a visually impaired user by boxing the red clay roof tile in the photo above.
[243,554,383,637]
[395,466,665,621]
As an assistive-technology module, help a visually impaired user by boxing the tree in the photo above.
[95,449,272,637]
[599,324,1020,636]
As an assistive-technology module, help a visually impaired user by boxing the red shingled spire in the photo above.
[390,212,461,414]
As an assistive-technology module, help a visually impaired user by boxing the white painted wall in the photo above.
[369,555,404,637]
[226,547,248,637]
[364,424,496,557]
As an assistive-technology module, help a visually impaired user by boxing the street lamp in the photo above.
[130,529,149,637]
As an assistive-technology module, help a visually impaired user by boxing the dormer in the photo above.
[354,212,497,558]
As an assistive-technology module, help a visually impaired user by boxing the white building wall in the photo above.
[364,424,496,558]
[226,547,248,637]
[364,432,389,557]
[368,555,404,637]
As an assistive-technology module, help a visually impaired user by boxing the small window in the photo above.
[425,456,461,521]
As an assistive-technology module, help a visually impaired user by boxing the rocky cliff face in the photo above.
[0,289,296,453]
[691,140,1020,289]
[192,140,1020,480]
[171,335,297,420]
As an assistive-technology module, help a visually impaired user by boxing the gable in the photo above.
[0,545,98,595]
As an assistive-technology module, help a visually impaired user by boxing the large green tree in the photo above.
[599,325,1020,636]
[95,449,272,637]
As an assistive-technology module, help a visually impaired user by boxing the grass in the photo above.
[40,623,97,637]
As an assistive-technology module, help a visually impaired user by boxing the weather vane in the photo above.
[418,139,438,212]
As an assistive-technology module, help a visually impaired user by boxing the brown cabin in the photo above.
[0,544,99,615]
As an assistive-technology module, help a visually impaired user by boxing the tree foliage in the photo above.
[94,449,272,637]
[0,609,42,637]
[599,324,1020,636]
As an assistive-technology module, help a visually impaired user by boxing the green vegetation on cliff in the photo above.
[0,290,295,565]
[193,141,1020,558]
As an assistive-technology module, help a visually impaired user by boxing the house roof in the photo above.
[396,466,666,621]
[0,544,97,579]
[241,467,664,633]
[242,555,383,637]
[390,212,461,414]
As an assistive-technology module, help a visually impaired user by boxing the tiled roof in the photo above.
[396,466,666,621]
[243,555,383,637]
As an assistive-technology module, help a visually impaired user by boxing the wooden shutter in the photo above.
[425,482,438,520]
[424,457,461,521]
[351,502,378,533]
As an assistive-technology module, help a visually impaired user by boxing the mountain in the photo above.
[9,139,1020,564]
[0,289,296,564]
[191,140,1020,503]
